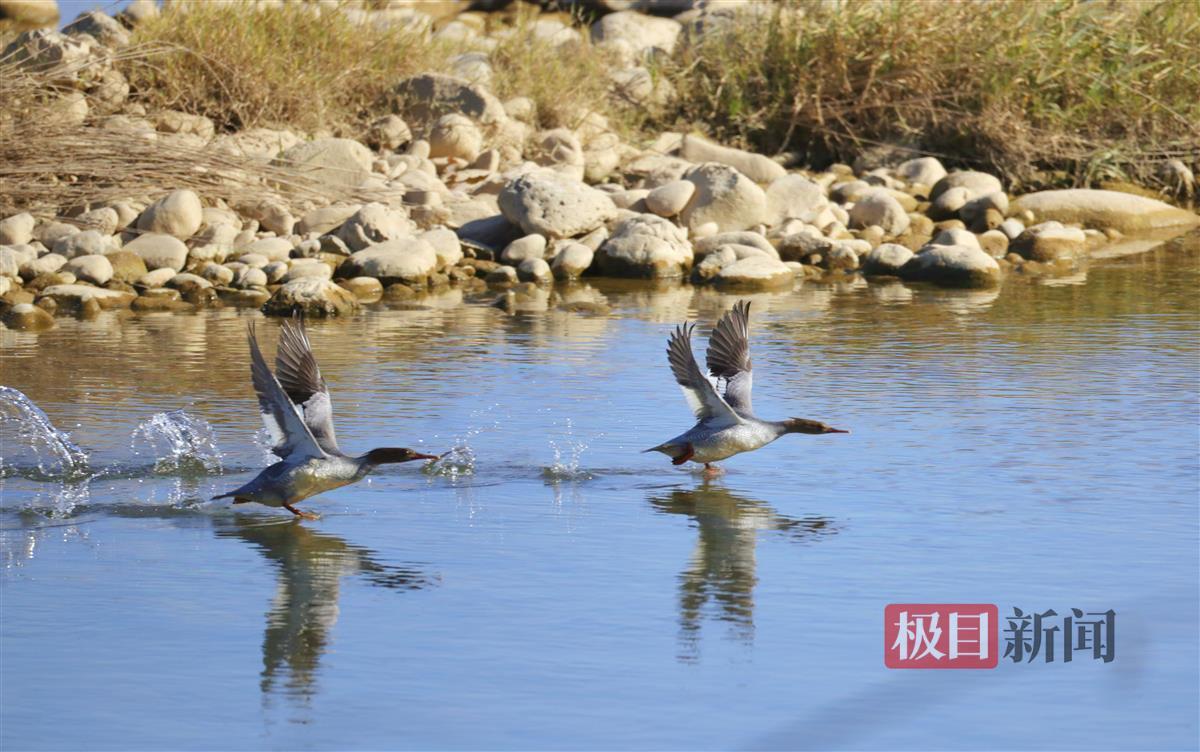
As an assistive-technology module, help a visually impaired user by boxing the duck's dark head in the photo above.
[783,418,849,435]
[363,447,440,465]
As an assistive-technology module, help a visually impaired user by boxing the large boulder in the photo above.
[136,189,203,240]
[338,238,438,285]
[1009,189,1200,233]
[393,73,507,131]
[2,303,55,331]
[930,171,1003,202]
[297,204,361,236]
[37,284,136,311]
[679,134,785,184]
[848,188,911,237]
[64,254,113,286]
[275,138,374,193]
[895,157,947,188]
[336,203,415,252]
[714,255,795,290]
[861,243,914,276]
[765,175,828,226]
[124,232,188,272]
[900,244,1002,288]
[0,213,36,245]
[261,277,359,317]
[679,163,768,233]
[1010,221,1088,262]
[591,10,681,57]
[498,170,618,239]
[596,214,693,278]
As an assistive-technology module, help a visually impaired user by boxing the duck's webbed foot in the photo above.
[284,503,321,521]
[701,463,724,478]
[671,443,695,466]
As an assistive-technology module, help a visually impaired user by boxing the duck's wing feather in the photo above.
[248,324,326,461]
[667,322,741,428]
[274,317,340,455]
[705,300,754,415]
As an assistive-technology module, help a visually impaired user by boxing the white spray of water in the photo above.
[130,410,223,474]
[544,418,594,482]
[0,386,89,478]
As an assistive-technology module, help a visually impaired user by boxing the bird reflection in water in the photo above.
[648,483,836,662]
[212,516,437,706]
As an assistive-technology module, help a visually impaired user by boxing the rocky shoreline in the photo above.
[2,1,1198,332]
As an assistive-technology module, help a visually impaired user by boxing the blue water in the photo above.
[2,238,1198,750]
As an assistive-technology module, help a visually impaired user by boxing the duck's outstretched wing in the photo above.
[667,322,741,428]
[274,316,340,455]
[705,300,754,416]
[248,324,326,461]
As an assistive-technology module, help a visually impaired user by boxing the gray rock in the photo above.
[339,238,438,284]
[498,170,618,239]
[714,255,796,290]
[262,277,359,317]
[680,163,768,233]
[596,214,693,278]
[124,233,188,272]
[693,231,776,259]
[393,73,507,130]
[64,254,113,285]
[517,257,552,284]
[337,203,415,252]
[420,228,464,269]
[201,263,234,286]
[645,180,696,217]
[1010,221,1087,262]
[1009,189,1200,232]
[930,171,1003,202]
[262,261,289,284]
[551,243,594,280]
[900,244,1002,288]
[501,234,547,265]
[275,138,374,193]
[63,10,130,48]
[895,157,947,188]
[242,237,293,262]
[53,229,116,258]
[19,251,67,279]
[591,10,681,57]
[283,262,333,282]
[136,189,203,240]
[765,174,827,226]
[37,284,136,310]
[930,227,982,251]
[680,134,785,184]
[339,277,384,300]
[137,268,177,288]
[235,266,268,289]
[429,114,483,162]
[0,213,36,245]
[297,204,361,236]
[77,207,121,235]
[998,218,1025,240]
[861,243,914,276]
[848,188,911,236]
[2,303,55,331]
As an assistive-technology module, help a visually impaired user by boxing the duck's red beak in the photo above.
[414,452,440,461]
[826,427,850,434]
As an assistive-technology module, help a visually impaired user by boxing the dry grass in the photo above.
[0,51,336,217]
[2,0,1196,217]
[655,0,1200,188]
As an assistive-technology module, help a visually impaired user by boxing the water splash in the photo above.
[542,418,594,482]
[423,436,477,479]
[0,386,89,479]
[130,410,223,475]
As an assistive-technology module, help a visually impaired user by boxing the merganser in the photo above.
[645,301,847,475]
[214,318,437,519]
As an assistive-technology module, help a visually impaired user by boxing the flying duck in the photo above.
[645,301,847,475]
[214,318,437,519]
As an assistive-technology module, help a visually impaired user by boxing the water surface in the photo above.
[2,236,1198,750]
